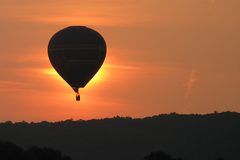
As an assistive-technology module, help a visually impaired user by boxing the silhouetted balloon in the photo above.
[48,26,106,101]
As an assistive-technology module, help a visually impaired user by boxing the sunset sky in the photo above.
[0,0,239,122]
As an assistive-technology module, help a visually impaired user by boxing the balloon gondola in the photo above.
[48,26,107,101]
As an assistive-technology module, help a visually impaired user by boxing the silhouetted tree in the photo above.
[0,141,25,160]
[0,141,71,160]
[144,151,183,160]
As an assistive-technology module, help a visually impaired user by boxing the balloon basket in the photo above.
[76,93,80,101]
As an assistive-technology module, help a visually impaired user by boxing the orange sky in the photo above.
[0,0,240,122]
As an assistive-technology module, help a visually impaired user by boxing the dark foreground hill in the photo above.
[0,112,239,160]
[0,141,71,160]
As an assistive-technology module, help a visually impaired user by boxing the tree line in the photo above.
[0,140,225,160]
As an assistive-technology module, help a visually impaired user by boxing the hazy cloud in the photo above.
[185,69,197,99]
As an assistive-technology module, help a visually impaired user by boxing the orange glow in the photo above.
[87,65,109,88]
[38,68,65,86]
[42,68,59,76]
[40,65,108,89]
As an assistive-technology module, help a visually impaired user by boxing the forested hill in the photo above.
[0,112,240,160]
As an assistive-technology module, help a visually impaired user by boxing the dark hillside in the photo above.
[0,140,71,160]
[0,112,239,160]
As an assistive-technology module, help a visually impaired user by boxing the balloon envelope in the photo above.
[48,26,106,94]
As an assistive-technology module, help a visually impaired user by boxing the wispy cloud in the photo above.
[0,80,28,91]
[185,69,197,99]
[104,64,139,70]
[0,1,131,27]
[16,15,118,27]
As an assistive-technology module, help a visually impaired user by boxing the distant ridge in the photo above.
[0,111,239,160]
[1,111,239,124]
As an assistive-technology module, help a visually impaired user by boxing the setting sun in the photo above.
[41,64,109,89]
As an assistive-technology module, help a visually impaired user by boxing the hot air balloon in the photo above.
[48,26,107,101]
